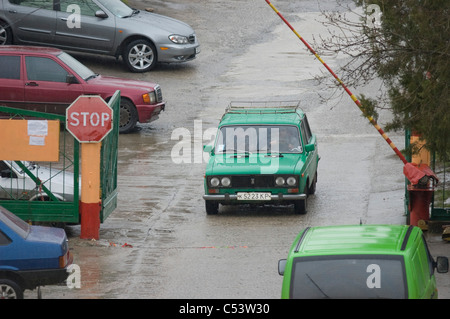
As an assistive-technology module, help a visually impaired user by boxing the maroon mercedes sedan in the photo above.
[0,46,165,133]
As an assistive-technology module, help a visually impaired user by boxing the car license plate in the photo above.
[237,192,271,200]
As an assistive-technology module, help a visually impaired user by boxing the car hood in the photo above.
[88,75,158,91]
[125,10,194,35]
[207,153,303,175]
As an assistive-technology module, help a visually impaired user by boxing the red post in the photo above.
[79,143,102,239]
[408,188,433,228]
[407,163,438,228]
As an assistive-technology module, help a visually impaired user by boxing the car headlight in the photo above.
[286,176,297,186]
[210,177,220,187]
[221,177,231,187]
[275,177,285,186]
[169,34,189,44]
[142,92,156,104]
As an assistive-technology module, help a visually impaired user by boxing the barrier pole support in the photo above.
[80,142,102,240]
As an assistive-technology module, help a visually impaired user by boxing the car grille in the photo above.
[188,34,196,44]
[231,175,274,188]
[155,85,163,102]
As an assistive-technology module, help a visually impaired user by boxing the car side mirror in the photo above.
[305,143,315,153]
[95,10,108,18]
[203,144,213,154]
[66,74,79,84]
[436,256,449,273]
[278,259,287,276]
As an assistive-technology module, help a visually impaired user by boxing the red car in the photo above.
[0,46,165,133]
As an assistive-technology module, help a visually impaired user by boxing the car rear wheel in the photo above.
[119,98,138,133]
[124,39,157,73]
[0,21,12,45]
[0,279,24,299]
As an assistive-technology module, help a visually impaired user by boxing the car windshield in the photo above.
[290,255,407,299]
[215,125,302,154]
[0,208,30,239]
[97,0,134,18]
[57,52,96,81]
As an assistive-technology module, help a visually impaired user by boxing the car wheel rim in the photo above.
[119,106,130,127]
[0,27,7,45]
[0,284,17,299]
[128,44,154,70]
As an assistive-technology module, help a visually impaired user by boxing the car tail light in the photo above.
[59,250,73,268]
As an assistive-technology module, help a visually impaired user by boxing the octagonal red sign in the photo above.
[66,96,113,143]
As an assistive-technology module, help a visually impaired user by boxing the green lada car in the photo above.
[203,101,319,215]
[278,224,449,299]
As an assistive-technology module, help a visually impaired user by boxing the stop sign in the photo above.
[66,96,113,142]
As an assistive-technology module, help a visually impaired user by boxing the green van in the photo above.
[203,101,319,215]
[278,224,449,299]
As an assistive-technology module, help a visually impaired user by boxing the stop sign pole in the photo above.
[66,96,113,240]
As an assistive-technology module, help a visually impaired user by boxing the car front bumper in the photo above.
[158,45,200,63]
[136,102,165,123]
[203,193,306,201]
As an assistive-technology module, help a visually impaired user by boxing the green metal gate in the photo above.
[100,91,120,222]
[431,157,450,221]
[0,91,119,224]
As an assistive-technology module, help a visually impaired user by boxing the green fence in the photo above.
[431,157,450,221]
[0,91,119,224]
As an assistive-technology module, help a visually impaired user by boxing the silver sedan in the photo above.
[0,0,200,72]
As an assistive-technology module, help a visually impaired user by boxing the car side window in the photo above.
[0,55,21,80]
[25,56,68,83]
[0,230,12,245]
[0,161,17,178]
[58,0,101,16]
[8,0,53,10]
[301,115,313,144]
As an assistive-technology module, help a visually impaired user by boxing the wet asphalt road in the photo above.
[25,0,449,299]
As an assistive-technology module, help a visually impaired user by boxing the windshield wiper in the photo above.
[263,151,284,157]
[85,74,99,81]
[124,9,140,18]
[224,148,250,154]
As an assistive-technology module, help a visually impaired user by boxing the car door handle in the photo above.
[60,18,68,21]
[8,10,17,13]
[25,82,39,87]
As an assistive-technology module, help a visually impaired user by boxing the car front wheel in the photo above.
[294,186,308,215]
[124,39,157,73]
[205,201,219,215]
[0,279,24,299]
[119,98,138,133]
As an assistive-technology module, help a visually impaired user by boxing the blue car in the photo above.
[0,206,73,299]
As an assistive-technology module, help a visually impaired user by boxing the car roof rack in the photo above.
[224,101,302,115]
